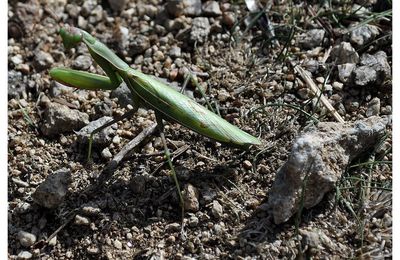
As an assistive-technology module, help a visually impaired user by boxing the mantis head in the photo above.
[59,26,83,50]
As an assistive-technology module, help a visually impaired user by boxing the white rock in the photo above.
[75,215,90,225]
[17,251,32,259]
[18,231,36,247]
[211,200,223,218]
[113,239,123,250]
[183,184,200,212]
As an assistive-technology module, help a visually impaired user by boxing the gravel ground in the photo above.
[8,0,392,259]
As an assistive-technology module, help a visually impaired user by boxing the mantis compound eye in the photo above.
[59,26,83,50]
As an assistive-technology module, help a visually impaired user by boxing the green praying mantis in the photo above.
[49,26,261,207]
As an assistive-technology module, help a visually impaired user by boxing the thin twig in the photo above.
[100,123,158,178]
[192,150,219,163]
[321,46,332,64]
[293,65,345,123]
[83,123,158,195]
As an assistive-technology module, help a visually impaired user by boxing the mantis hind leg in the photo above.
[155,112,186,236]
[155,113,184,206]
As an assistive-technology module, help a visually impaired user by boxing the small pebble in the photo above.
[316,77,325,84]
[130,174,147,194]
[60,135,68,145]
[112,135,121,145]
[213,223,223,235]
[332,81,343,91]
[11,54,23,65]
[153,50,165,61]
[17,251,32,260]
[222,12,236,27]
[286,74,295,81]
[108,0,127,12]
[167,235,176,243]
[34,51,54,70]
[188,215,199,227]
[243,160,252,170]
[87,247,100,255]
[169,46,182,58]
[48,236,57,246]
[202,1,222,16]
[183,184,200,212]
[217,89,230,102]
[211,200,223,219]
[165,223,181,232]
[32,168,71,209]
[18,231,37,247]
[101,147,113,159]
[82,206,101,216]
[297,88,311,99]
[366,97,381,117]
[113,239,123,250]
[72,55,92,70]
[74,215,90,226]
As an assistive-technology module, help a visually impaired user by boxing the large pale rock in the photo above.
[268,117,388,224]
[353,51,391,87]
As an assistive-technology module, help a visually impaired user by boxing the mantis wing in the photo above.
[125,69,261,149]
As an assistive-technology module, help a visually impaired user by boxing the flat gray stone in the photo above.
[40,103,89,136]
[18,231,36,247]
[34,51,54,71]
[337,63,356,83]
[128,35,150,56]
[183,0,202,16]
[331,42,359,64]
[76,116,117,147]
[350,24,380,47]
[111,82,134,108]
[32,168,71,209]
[299,29,325,49]
[72,55,92,70]
[202,1,222,16]
[354,51,390,87]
